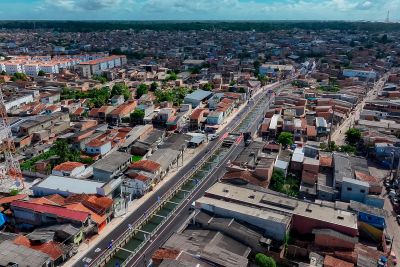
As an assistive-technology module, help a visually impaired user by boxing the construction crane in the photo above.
[0,89,24,191]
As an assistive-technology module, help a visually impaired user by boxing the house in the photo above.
[92,151,132,182]
[161,229,250,267]
[259,64,294,77]
[52,161,85,177]
[0,240,53,267]
[184,89,213,108]
[349,201,386,230]
[110,95,124,106]
[302,157,319,185]
[221,169,270,189]
[343,69,377,80]
[189,108,208,130]
[291,201,358,237]
[312,229,358,251]
[108,100,137,125]
[206,111,223,125]
[32,175,105,197]
[11,200,91,229]
[315,117,328,136]
[130,129,165,156]
[85,138,112,156]
[340,177,369,203]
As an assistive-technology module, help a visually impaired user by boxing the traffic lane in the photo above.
[77,146,215,265]
[127,144,244,267]
[125,98,271,263]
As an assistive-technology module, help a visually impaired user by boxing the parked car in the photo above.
[397,215,400,225]
[389,190,397,199]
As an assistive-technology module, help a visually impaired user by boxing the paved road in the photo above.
[75,82,283,267]
[331,75,387,145]
[125,86,279,267]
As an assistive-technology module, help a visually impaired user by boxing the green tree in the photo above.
[0,71,6,75]
[278,132,293,147]
[38,70,46,76]
[255,253,276,267]
[136,84,148,99]
[92,74,107,84]
[270,169,285,192]
[203,83,213,91]
[53,139,70,163]
[345,128,361,145]
[111,83,131,100]
[150,82,158,91]
[165,72,177,81]
[130,109,145,125]
[12,72,27,81]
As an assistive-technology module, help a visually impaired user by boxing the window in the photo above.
[249,195,255,199]
[337,216,344,220]
[360,189,365,193]
[347,187,352,191]
[305,208,312,213]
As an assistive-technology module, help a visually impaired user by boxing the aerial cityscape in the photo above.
[0,1,400,267]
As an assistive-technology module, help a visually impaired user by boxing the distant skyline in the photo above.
[0,0,399,21]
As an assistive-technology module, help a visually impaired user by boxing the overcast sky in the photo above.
[1,0,399,21]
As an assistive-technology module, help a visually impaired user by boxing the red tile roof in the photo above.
[319,155,333,168]
[14,235,64,260]
[355,171,378,184]
[44,194,65,206]
[130,160,161,173]
[53,161,84,172]
[306,126,317,137]
[64,203,106,225]
[324,255,354,267]
[11,201,90,223]
[0,194,28,205]
[152,248,180,261]
[190,108,207,120]
[222,170,268,188]
[126,172,151,182]
[86,138,110,147]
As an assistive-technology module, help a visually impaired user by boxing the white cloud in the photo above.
[44,0,124,11]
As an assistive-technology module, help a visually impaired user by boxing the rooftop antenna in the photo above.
[385,10,390,23]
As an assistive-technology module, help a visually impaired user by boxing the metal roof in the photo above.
[33,175,105,195]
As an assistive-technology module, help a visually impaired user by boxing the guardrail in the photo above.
[86,81,286,267]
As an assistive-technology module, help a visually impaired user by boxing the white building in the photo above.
[24,64,40,76]
[39,63,59,74]
[343,69,377,80]
[4,94,34,111]
[4,62,24,74]
[51,161,85,177]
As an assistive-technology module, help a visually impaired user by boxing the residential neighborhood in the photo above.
[0,20,399,267]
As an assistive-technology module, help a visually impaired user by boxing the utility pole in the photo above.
[328,105,335,146]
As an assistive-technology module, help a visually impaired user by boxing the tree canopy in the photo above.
[278,132,293,147]
[203,83,213,91]
[111,83,131,100]
[130,109,145,125]
[345,128,361,145]
[255,253,277,267]
[38,70,46,76]
[150,82,158,91]
[136,84,148,99]
[154,87,190,106]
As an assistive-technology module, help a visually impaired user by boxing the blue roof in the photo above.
[185,89,213,101]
